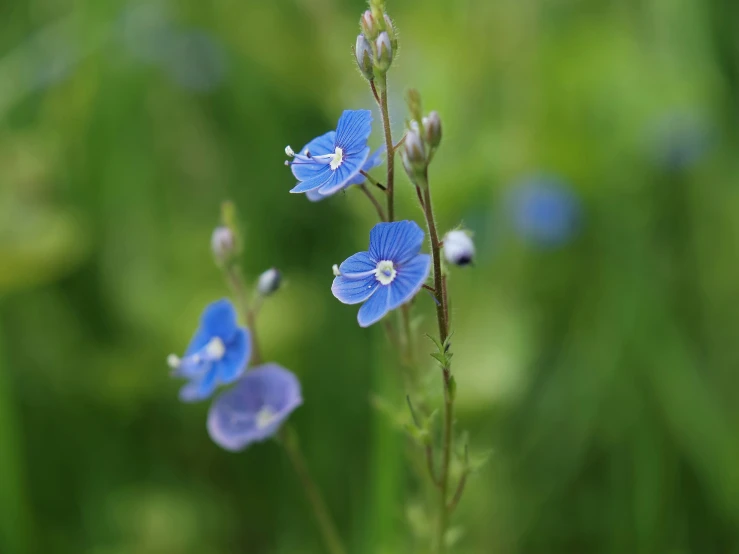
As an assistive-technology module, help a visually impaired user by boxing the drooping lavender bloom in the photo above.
[168,299,251,402]
[286,110,372,197]
[306,147,384,202]
[508,175,581,247]
[332,220,431,327]
[207,363,302,451]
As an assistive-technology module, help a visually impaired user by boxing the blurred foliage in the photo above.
[1,0,739,553]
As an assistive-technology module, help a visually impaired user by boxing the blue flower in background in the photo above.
[168,299,251,402]
[508,175,581,247]
[306,146,384,202]
[286,110,372,197]
[332,220,431,327]
[207,363,302,451]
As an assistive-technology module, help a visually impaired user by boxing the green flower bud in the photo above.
[355,34,374,81]
[401,128,427,184]
[423,111,442,148]
[383,14,398,51]
[374,31,393,73]
[360,10,379,40]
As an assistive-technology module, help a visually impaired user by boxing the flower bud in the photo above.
[211,226,236,264]
[374,32,393,73]
[443,230,475,267]
[360,10,379,40]
[257,267,282,296]
[355,34,374,81]
[404,128,426,167]
[423,111,442,148]
[383,14,398,51]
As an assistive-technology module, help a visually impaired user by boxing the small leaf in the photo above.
[424,333,444,352]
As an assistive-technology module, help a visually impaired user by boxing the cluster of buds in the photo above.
[355,8,397,81]
[401,90,443,185]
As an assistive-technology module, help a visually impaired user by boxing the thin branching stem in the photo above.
[359,184,387,221]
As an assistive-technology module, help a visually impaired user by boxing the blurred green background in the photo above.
[2,0,739,552]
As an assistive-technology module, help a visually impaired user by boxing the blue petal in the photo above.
[207,364,303,451]
[339,251,376,273]
[305,188,325,202]
[369,220,426,263]
[357,283,391,327]
[184,327,211,358]
[346,147,385,186]
[200,299,239,341]
[332,275,378,305]
[215,328,251,384]
[290,164,333,193]
[179,367,219,403]
[387,254,431,310]
[317,146,369,195]
[291,131,336,181]
[335,110,372,153]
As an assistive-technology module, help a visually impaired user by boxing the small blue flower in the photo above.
[207,363,302,451]
[168,299,251,403]
[306,146,384,202]
[286,110,372,197]
[332,220,431,327]
[508,175,581,247]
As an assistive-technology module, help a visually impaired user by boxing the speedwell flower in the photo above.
[167,299,251,403]
[332,220,431,327]
[306,146,384,202]
[286,109,372,197]
[207,363,302,451]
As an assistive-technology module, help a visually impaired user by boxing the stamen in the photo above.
[167,354,181,369]
[374,260,397,285]
[285,145,295,157]
[205,337,226,360]
[332,264,341,276]
[330,147,344,170]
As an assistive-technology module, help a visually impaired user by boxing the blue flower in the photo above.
[286,110,372,197]
[168,299,251,403]
[332,220,431,327]
[507,175,581,247]
[207,363,302,451]
[306,146,384,202]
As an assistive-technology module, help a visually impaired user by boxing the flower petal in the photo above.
[305,188,325,202]
[335,109,372,153]
[215,328,251,384]
[369,220,425,263]
[357,283,391,327]
[290,164,333,193]
[179,367,219,403]
[338,251,376,273]
[200,299,239,341]
[387,254,431,310]
[332,275,378,305]
[207,364,303,451]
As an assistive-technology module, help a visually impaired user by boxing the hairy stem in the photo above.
[377,81,395,222]
[419,178,455,553]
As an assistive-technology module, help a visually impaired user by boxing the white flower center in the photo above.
[205,337,226,360]
[330,147,344,170]
[374,260,397,285]
[256,406,277,430]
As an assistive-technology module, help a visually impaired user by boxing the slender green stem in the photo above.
[376,80,395,222]
[359,184,387,221]
[280,428,347,554]
[224,264,346,554]
[419,177,455,553]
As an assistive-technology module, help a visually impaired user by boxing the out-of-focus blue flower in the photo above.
[306,146,384,202]
[508,175,581,247]
[332,220,431,327]
[168,299,251,402]
[286,110,372,197]
[207,363,302,451]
